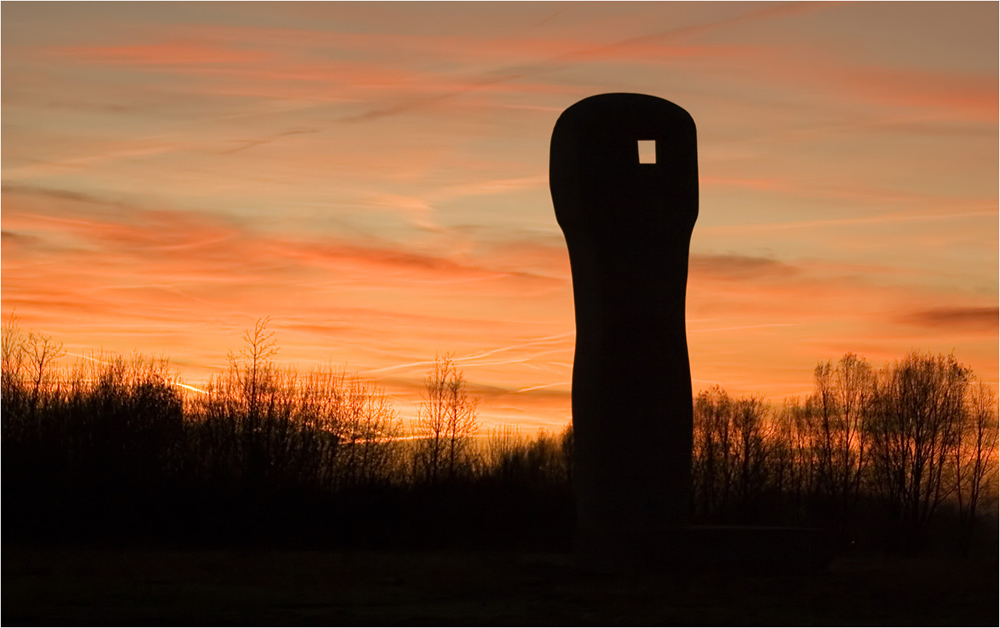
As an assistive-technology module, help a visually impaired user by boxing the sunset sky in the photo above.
[3,2,997,431]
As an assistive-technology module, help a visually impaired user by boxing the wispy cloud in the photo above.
[690,254,799,281]
[697,209,997,235]
[899,307,999,332]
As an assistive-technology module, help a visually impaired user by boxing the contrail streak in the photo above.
[362,332,574,376]
[689,323,795,333]
[512,382,571,394]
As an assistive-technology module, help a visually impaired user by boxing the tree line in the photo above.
[691,352,998,554]
[2,316,573,549]
[2,315,996,554]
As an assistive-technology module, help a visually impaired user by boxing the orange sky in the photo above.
[3,2,997,431]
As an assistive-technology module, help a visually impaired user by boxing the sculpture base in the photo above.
[577,525,836,574]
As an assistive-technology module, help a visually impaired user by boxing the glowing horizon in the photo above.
[3,2,997,432]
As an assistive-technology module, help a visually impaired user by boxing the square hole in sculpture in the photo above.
[638,140,656,164]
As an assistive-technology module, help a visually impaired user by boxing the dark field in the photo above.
[3,547,997,626]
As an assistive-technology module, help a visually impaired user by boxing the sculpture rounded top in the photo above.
[549,93,698,236]
[555,92,695,136]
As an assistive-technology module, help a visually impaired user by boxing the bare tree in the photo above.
[693,386,735,519]
[199,318,312,489]
[769,397,809,511]
[810,353,875,539]
[2,312,25,375]
[332,373,404,487]
[414,353,479,483]
[1,312,28,424]
[732,394,772,511]
[228,316,279,421]
[694,388,806,523]
[23,331,65,420]
[774,396,821,511]
[867,351,970,551]
[954,381,999,553]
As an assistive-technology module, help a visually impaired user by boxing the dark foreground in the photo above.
[3,547,997,626]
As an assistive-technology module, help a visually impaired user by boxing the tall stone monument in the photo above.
[550,93,698,568]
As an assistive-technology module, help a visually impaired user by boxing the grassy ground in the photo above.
[3,546,997,626]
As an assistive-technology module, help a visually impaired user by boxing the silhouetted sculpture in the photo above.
[550,93,698,568]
